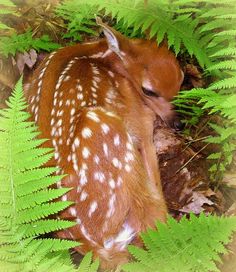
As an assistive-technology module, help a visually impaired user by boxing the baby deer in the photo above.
[25,19,183,270]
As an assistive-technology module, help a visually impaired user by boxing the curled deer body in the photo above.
[25,20,183,270]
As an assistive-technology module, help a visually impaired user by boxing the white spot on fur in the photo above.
[76,218,81,224]
[94,155,100,164]
[114,222,136,250]
[70,108,75,115]
[82,147,90,159]
[101,123,110,134]
[106,194,116,218]
[91,87,97,93]
[103,143,108,157]
[114,134,120,146]
[109,179,116,189]
[70,207,77,216]
[62,195,67,201]
[82,127,92,138]
[104,238,114,249]
[80,190,88,201]
[77,93,83,100]
[64,75,71,82]
[125,164,131,172]
[112,158,120,168]
[74,137,80,147]
[94,172,105,183]
[54,152,59,160]
[125,152,134,162]
[117,176,123,187]
[79,168,88,186]
[57,119,62,127]
[87,111,100,122]
[126,142,133,151]
[88,201,98,217]
[108,71,115,77]
[92,80,99,88]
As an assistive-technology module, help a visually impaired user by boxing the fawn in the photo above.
[24,19,184,270]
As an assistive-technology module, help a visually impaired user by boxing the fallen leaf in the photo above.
[16,49,38,74]
[179,192,214,214]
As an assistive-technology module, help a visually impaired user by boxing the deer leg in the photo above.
[138,114,168,222]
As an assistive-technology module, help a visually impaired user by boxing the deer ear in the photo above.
[96,17,125,60]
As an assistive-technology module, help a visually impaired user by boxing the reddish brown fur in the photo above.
[24,22,183,270]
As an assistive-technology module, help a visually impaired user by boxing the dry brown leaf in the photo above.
[16,49,37,74]
[179,192,214,214]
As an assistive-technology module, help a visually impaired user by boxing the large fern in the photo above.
[0,79,99,272]
[175,45,236,178]
[123,213,236,272]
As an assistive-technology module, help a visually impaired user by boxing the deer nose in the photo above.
[172,117,184,131]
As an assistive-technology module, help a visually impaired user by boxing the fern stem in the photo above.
[9,100,17,218]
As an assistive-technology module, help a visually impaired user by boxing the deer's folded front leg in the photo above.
[140,139,167,222]
[138,110,168,223]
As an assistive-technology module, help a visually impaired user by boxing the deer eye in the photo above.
[142,87,160,97]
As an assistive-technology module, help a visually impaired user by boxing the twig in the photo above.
[186,135,209,144]
[182,135,209,152]
[175,143,210,174]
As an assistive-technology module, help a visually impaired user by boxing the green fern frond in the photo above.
[0,31,60,57]
[214,29,236,36]
[199,7,236,18]
[0,78,83,271]
[199,19,233,33]
[217,14,236,19]
[0,0,16,17]
[123,214,236,272]
[1,0,14,6]
[77,252,99,272]
[208,76,236,90]
[55,2,98,41]
[0,22,12,30]
[18,219,75,238]
[210,48,236,57]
